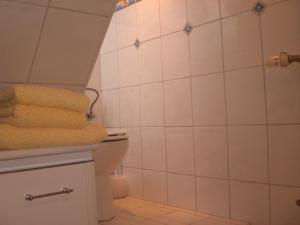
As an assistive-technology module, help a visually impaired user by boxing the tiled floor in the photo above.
[99,197,249,225]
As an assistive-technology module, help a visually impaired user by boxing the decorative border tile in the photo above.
[115,0,142,11]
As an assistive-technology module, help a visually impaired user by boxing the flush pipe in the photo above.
[266,52,300,67]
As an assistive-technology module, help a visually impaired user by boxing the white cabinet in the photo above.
[0,162,97,225]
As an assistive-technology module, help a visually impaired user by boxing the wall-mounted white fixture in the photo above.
[266,52,300,67]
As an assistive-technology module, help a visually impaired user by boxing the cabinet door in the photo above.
[0,162,97,225]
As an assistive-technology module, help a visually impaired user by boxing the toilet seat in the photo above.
[103,129,128,142]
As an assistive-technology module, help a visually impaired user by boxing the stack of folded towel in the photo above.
[0,85,106,150]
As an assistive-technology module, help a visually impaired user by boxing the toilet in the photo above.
[93,128,129,222]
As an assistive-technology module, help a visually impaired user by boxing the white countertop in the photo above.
[0,144,102,173]
[0,144,100,161]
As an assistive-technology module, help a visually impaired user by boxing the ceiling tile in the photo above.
[8,0,49,6]
[0,1,46,82]
[50,0,114,16]
[30,8,107,85]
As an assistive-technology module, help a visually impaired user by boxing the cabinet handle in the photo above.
[24,187,74,201]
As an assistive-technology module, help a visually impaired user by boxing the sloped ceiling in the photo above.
[0,0,115,92]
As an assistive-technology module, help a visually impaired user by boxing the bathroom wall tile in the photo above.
[116,4,136,48]
[30,8,107,85]
[143,170,167,204]
[269,125,300,187]
[196,177,230,218]
[162,31,190,81]
[141,127,166,171]
[0,1,46,82]
[230,181,270,225]
[192,73,226,126]
[140,83,164,126]
[101,51,119,90]
[51,0,113,16]
[118,46,139,87]
[220,0,257,17]
[194,126,228,179]
[86,54,101,90]
[165,127,195,175]
[164,78,193,126]
[138,38,163,84]
[168,174,196,210]
[120,86,140,127]
[136,0,160,41]
[160,0,187,35]
[190,21,223,76]
[102,89,120,127]
[263,0,286,4]
[262,0,300,63]
[187,0,220,26]
[123,127,142,168]
[270,185,300,225]
[101,14,118,54]
[265,66,300,124]
[222,12,262,71]
[225,67,267,124]
[228,126,268,183]
[123,167,143,198]
[262,0,300,124]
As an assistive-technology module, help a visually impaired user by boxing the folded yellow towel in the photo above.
[0,99,15,109]
[0,107,14,117]
[1,104,87,129]
[0,85,89,112]
[0,123,106,150]
[0,87,14,103]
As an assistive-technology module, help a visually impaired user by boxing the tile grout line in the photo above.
[26,3,50,83]
[156,0,170,207]
[101,63,267,92]
[122,166,300,188]
[218,0,232,219]
[132,2,146,201]
[185,0,199,213]
[258,8,272,225]
[104,123,300,130]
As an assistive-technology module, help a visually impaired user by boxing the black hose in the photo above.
[86,88,100,119]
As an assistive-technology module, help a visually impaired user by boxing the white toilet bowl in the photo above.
[93,129,128,222]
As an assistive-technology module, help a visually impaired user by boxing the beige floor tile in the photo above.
[148,202,181,211]
[128,205,175,219]
[152,211,208,225]
[132,221,165,225]
[192,217,249,225]
[114,197,149,212]
[99,212,145,225]
[108,197,249,225]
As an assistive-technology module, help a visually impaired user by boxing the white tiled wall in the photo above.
[99,1,300,225]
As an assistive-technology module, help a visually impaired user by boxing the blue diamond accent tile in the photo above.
[254,2,265,13]
[134,39,141,48]
[184,23,193,34]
